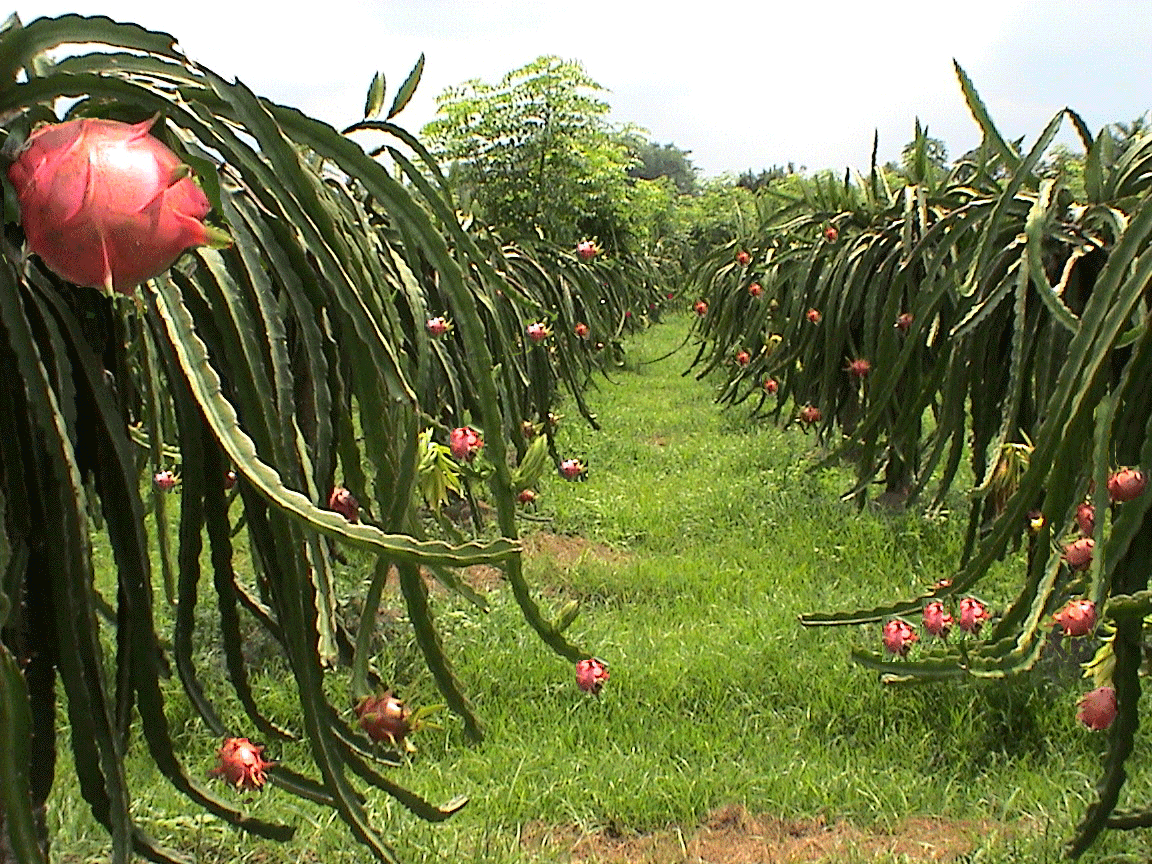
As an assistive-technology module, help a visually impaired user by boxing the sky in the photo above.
[10,1,1152,178]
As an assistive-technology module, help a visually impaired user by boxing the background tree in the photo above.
[421,56,640,251]
[626,139,698,195]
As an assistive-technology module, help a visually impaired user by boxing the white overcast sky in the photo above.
[10,1,1152,177]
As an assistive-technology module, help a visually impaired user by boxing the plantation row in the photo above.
[687,65,1152,855]
[0,14,660,864]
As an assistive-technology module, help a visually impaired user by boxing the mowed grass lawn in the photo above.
[55,315,1151,863]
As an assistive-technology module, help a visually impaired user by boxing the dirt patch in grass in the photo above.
[522,531,633,569]
[524,806,1029,863]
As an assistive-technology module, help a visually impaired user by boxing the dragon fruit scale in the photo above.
[7,116,227,294]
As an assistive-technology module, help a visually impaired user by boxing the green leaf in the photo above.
[387,54,423,119]
[363,71,385,119]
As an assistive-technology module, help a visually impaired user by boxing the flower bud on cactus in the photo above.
[328,486,359,523]
[1077,686,1117,731]
[882,619,918,657]
[1053,598,1096,637]
[449,426,483,462]
[153,470,177,492]
[576,657,609,695]
[355,691,413,748]
[210,737,273,791]
[958,597,990,635]
[1107,468,1147,503]
[8,116,227,294]
[922,600,953,638]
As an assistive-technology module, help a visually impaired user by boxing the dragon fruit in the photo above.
[328,486,359,523]
[7,116,227,294]
[210,737,273,792]
[1053,598,1096,637]
[1077,686,1117,731]
[1107,468,1147,503]
[449,426,483,462]
[153,469,177,492]
[958,597,989,635]
[922,600,953,638]
[559,458,587,481]
[693,300,708,316]
[426,316,452,336]
[574,322,591,339]
[882,619,918,657]
[355,691,413,748]
[747,282,763,297]
[1063,537,1094,571]
[576,657,609,695]
[576,240,598,260]
[526,322,551,343]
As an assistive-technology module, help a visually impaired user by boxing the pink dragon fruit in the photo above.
[958,597,990,635]
[526,322,551,343]
[922,600,953,639]
[882,619,918,657]
[1107,468,1147,503]
[1063,537,1095,571]
[426,316,452,336]
[449,426,483,462]
[574,322,591,339]
[559,458,587,481]
[8,116,227,294]
[576,657,609,695]
[328,486,359,523]
[153,470,178,492]
[1053,598,1097,637]
[1075,502,1095,536]
[575,240,598,260]
[1077,686,1117,731]
[210,737,273,792]
[355,691,413,747]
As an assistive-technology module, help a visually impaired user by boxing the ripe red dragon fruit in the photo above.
[798,405,822,425]
[1107,468,1147,503]
[559,458,587,481]
[747,282,763,297]
[763,378,779,395]
[1077,685,1117,731]
[823,226,838,242]
[328,486,359,523]
[1075,502,1095,536]
[224,470,236,490]
[575,657,609,695]
[1053,598,1096,637]
[449,426,483,462]
[895,312,914,332]
[517,488,538,505]
[574,322,591,339]
[526,321,551,343]
[693,300,708,316]
[426,316,451,337]
[922,600,953,638]
[806,308,822,324]
[846,358,871,379]
[8,116,227,294]
[210,737,273,792]
[355,691,413,748]
[575,240,598,260]
[735,349,751,367]
[153,469,177,492]
[958,597,989,635]
[882,619,918,657]
[1062,537,1094,571]
[736,250,751,266]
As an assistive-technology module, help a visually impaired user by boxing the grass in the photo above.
[52,315,1152,863]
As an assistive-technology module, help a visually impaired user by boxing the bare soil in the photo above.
[524,805,1029,863]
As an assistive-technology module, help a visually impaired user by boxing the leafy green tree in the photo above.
[626,140,698,195]
[421,56,641,251]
